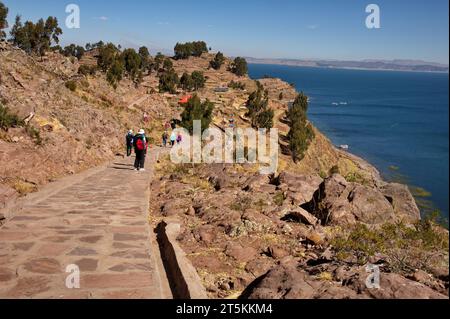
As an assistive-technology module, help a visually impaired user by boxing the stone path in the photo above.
[0,149,171,299]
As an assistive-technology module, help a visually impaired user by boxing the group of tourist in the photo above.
[125,120,183,172]
[125,129,148,171]
[161,121,182,148]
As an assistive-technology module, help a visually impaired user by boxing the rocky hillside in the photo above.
[1,41,375,210]
[1,42,448,299]
[150,158,448,299]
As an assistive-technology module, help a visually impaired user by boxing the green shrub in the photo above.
[230,195,252,212]
[210,51,225,70]
[228,80,246,90]
[65,80,77,92]
[331,218,449,272]
[345,171,367,184]
[78,65,97,76]
[273,192,285,206]
[230,57,248,76]
[159,68,179,94]
[329,165,340,176]
[25,125,42,145]
[245,81,274,129]
[0,104,24,130]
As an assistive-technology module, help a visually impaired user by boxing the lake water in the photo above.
[249,64,449,219]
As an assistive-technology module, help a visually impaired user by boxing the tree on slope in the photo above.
[180,95,214,134]
[210,51,225,70]
[287,92,315,162]
[0,1,8,40]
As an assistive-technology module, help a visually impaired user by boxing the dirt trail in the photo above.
[0,148,172,299]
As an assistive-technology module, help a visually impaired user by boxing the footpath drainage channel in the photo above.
[155,221,208,299]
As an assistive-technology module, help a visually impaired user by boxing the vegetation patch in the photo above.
[331,217,449,273]
[0,103,24,131]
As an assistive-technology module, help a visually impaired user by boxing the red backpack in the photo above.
[136,138,146,151]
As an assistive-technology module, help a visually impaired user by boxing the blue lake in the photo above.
[249,64,449,219]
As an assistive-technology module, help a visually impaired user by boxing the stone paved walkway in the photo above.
[0,149,171,299]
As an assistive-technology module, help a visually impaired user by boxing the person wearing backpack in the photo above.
[126,130,134,157]
[133,129,148,171]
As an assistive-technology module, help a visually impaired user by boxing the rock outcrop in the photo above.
[302,174,420,226]
[244,259,448,299]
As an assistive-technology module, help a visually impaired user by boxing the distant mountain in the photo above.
[245,57,449,73]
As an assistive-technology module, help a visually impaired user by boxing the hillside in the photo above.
[0,42,377,208]
[0,42,448,299]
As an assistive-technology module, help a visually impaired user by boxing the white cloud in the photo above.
[307,24,319,30]
[95,16,108,21]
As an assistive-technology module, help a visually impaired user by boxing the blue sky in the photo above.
[3,0,449,64]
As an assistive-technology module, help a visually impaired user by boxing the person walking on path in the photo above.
[162,131,169,148]
[170,131,176,147]
[164,121,171,131]
[133,129,148,171]
[126,130,134,157]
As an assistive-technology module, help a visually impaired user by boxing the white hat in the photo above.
[138,129,145,135]
[128,130,133,134]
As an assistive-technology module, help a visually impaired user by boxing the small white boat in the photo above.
[332,102,339,106]
[339,145,349,150]
[339,102,348,105]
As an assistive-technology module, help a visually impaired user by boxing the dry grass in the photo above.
[12,180,37,196]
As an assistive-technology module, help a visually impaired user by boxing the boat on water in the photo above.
[339,144,349,150]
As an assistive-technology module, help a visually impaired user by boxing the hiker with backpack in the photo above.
[133,129,148,171]
[126,130,134,157]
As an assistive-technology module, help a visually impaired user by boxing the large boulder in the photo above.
[277,172,323,205]
[346,269,448,299]
[303,174,396,226]
[225,243,259,263]
[244,260,360,299]
[244,261,448,299]
[242,175,271,192]
[380,183,421,222]
[160,198,191,216]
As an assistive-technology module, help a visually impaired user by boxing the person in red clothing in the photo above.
[133,129,148,171]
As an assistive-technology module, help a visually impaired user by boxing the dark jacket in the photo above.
[126,133,134,147]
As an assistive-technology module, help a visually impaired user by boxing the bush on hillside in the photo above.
[78,65,97,76]
[65,80,77,92]
[246,81,274,129]
[62,44,85,60]
[0,103,24,131]
[210,52,225,70]
[106,59,124,89]
[228,80,246,90]
[230,57,248,76]
[159,68,179,94]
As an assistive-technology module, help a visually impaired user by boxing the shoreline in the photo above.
[248,61,450,74]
